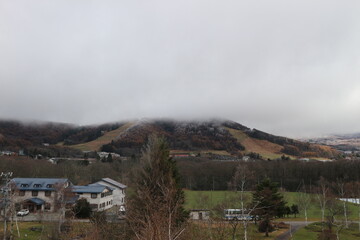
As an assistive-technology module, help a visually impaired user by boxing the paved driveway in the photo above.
[275,221,314,240]
[15,212,63,222]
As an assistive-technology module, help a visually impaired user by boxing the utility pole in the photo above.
[1,172,13,240]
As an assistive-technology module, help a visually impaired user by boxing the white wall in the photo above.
[96,180,126,206]
[76,189,114,211]
[14,190,56,211]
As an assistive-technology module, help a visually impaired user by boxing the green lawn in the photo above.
[293,222,360,240]
[185,190,360,221]
[0,222,93,240]
[184,190,250,210]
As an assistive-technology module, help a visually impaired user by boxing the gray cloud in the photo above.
[1,0,360,137]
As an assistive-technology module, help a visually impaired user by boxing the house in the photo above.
[72,184,115,211]
[10,177,125,214]
[94,178,126,206]
[97,152,121,160]
[1,151,16,156]
[11,178,72,212]
[189,209,210,220]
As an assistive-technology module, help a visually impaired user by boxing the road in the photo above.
[275,221,313,240]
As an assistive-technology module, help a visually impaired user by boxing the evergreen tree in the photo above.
[291,204,299,218]
[107,153,113,163]
[252,178,286,237]
[127,135,187,240]
[74,198,92,218]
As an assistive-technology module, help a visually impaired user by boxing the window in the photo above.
[20,184,29,187]
[101,191,112,198]
[91,193,97,199]
[45,203,51,211]
[45,191,51,197]
[34,184,42,188]
[32,191,38,196]
[89,204,98,209]
[46,184,54,188]
[19,190,25,196]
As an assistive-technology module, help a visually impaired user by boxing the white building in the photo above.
[95,178,127,206]
[11,178,72,212]
[10,177,126,214]
[72,184,114,211]
[189,210,210,220]
[97,152,121,159]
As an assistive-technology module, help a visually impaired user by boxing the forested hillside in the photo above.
[0,119,339,159]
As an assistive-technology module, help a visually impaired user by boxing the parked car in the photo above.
[17,209,29,216]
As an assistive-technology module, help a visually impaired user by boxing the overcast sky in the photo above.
[1,0,360,137]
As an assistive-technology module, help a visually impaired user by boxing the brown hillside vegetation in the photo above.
[71,122,135,151]
[226,127,284,159]
[99,120,245,156]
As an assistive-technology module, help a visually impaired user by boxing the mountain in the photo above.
[305,133,360,151]
[0,119,339,159]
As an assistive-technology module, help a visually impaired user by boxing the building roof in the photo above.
[190,209,210,212]
[72,185,112,194]
[88,183,115,190]
[25,198,45,205]
[11,178,70,191]
[99,178,127,189]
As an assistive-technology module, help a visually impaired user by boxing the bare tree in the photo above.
[324,198,345,240]
[229,163,254,240]
[335,178,349,228]
[345,181,360,232]
[296,182,311,223]
[316,177,331,230]
[53,182,74,236]
[7,181,20,239]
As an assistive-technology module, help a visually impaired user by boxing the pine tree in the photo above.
[127,135,187,240]
[252,178,286,237]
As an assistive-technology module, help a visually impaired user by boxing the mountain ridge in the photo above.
[0,118,339,159]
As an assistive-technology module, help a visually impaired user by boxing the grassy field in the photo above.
[0,221,288,240]
[0,222,45,240]
[0,222,95,240]
[186,221,289,240]
[293,222,360,240]
[185,190,360,221]
[70,122,134,151]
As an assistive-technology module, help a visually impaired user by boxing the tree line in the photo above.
[178,158,360,191]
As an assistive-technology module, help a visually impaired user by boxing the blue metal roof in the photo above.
[26,198,45,205]
[11,178,70,191]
